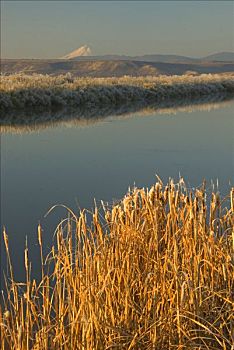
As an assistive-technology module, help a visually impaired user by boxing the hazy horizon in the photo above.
[1,1,234,59]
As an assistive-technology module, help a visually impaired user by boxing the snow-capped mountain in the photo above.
[61,45,92,59]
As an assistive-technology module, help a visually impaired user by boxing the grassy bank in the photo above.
[1,179,233,349]
[1,93,233,134]
[1,73,234,113]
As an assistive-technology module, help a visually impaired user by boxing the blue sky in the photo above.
[2,1,234,58]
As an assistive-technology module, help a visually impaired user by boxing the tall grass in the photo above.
[1,73,234,113]
[1,179,233,349]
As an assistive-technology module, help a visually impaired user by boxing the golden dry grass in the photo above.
[1,179,234,349]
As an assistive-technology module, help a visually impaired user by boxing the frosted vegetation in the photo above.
[1,94,233,134]
[1,73,234,113]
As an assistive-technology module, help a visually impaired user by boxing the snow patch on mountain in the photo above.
[62,45,92,59]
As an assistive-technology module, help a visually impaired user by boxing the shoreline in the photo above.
[1,92,234,134]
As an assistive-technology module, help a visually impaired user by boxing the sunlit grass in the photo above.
[1,179,233,349]
[1,73,234,112]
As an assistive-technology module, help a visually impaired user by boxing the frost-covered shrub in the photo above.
[0,73,233,112]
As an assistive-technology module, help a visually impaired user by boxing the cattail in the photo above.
[0,179,233,349]
[164,185,169,202]
[38,223,42,246]
[3,310,10,320]
[17,325,22,345]
[3,228,9,253]
[24,247,29,271]
[231,188,234,212]
[215,191,220,206]
[149,186,155,204]
[155,182,161,199]
[105,210,111,223]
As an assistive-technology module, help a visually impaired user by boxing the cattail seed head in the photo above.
[3,228,9,252]
[38,224,42,246]
[4,310,10,320]
[24,248,29,271]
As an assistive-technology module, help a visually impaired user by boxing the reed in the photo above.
[1,179,233,349]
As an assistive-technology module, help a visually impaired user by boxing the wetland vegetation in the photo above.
[1,180,234,349]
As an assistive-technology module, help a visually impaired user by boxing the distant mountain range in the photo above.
[60,47,234,63]
[2,47,234,77]
[202,52,234,62]
[2,58,234,77]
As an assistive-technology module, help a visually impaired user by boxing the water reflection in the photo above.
[1,93,234,134]
[1,94,234,283]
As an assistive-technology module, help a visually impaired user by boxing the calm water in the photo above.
[1,99,234,282]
